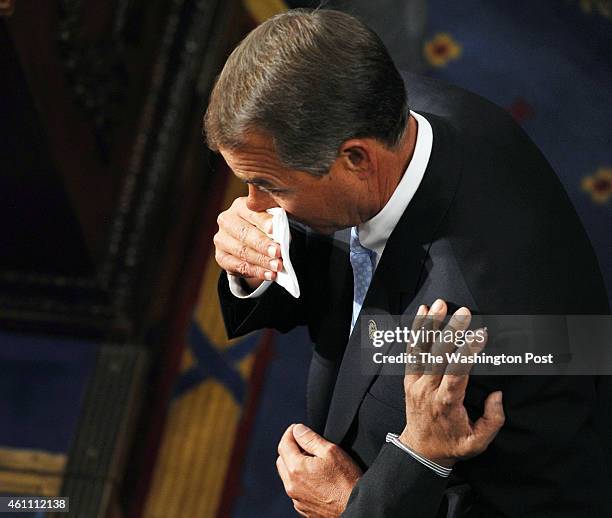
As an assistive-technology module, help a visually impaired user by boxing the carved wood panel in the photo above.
[0,0,243,338]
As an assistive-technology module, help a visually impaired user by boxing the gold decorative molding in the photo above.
[0,471,63,497]
[0,447,67,475]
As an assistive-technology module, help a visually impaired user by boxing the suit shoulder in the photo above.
[402,72,520,140]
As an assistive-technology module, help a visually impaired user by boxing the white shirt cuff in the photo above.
[385,433,453,478]
[227,273,272,299]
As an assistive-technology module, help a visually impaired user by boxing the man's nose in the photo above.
[246,184,278,212]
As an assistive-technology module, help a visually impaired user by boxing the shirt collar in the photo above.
[358,111,433,266]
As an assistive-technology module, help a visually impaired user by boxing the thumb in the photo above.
[472,391,505,452]
[292,424,330,457]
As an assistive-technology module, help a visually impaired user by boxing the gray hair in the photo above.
[204,8,408,176]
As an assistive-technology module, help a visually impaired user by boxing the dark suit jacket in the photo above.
[218,73,612,517]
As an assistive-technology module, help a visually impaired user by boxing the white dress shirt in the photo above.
[358,110,432,270]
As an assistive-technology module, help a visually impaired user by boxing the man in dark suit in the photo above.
[205,8,611,517]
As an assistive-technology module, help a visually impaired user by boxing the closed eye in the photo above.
[261,187,286,194]
[249,182,287,195]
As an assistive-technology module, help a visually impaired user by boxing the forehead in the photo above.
[220,133,288,181]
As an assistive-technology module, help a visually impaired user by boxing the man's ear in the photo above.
[347,147,365,166]
[339,140,374,178]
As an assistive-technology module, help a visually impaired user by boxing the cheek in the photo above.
[277,199,300,215]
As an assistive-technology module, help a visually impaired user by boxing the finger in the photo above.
[412,299,448,379]
[412,299,447,358]
[405,304,429,381]
[219,209,281,258]
[443,327,488,379]
[222,233,284,273]
[216,249,277,281]
[435,330,486,407]
[278,424,304,466]
[410,304,429,334]
[439,328,488,394]
[443,306,472,337]
[292,423,332,458]
[276,455,291,489]
[277,457,305,507]
[235,198,275,235]
[429,298,447,331]
[426,307,473,382]
[470,391,505,453]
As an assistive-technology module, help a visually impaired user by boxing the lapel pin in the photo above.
[368,319,377,339]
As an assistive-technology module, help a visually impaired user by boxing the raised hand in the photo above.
[399,300,505,467]
[214,196,282,289]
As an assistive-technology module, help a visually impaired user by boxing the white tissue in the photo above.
[266,207,300,298]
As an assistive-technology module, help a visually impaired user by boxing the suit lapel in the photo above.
[323,113,463,444]
[304,228,353,432]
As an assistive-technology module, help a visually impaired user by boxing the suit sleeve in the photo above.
[342,444,448,517]
[342,376,611,518]
[455,374,612,516]
[218,273,307,337]
[217,223,309,339]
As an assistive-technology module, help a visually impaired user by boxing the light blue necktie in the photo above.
[350,226,376,333]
